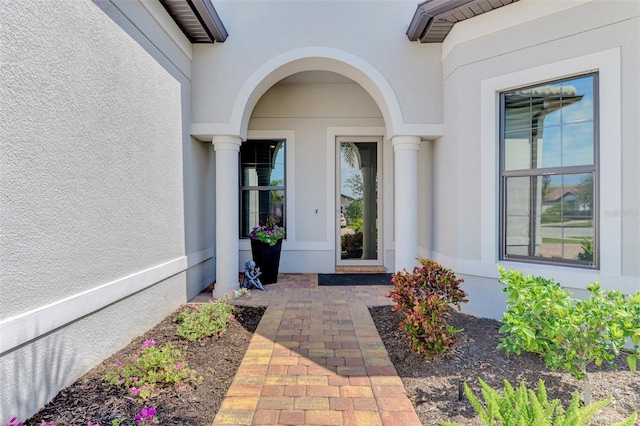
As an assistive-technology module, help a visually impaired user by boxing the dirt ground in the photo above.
[370,305,639,426]
[24,301,638,425]
[26,305,265,425]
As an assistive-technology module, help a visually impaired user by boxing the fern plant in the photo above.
[442,378,637,426]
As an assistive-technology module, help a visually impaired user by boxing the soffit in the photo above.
[407,0,519,43]
[160,0,228,43]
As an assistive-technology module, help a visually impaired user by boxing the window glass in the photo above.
[240,140,285,238]
[502,75,595,171]
[500,74,597,268]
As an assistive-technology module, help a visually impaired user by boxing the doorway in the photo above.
[336,137,382,266]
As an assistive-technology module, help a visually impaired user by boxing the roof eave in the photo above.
[160,0,228,44]
[190,0,228,42]
[407,0,519,44]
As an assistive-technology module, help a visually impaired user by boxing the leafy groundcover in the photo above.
[371,306,639,426]
[26,304,265,425]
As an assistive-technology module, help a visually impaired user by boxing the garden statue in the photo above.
[242,260,264,290]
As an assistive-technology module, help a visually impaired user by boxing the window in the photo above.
[240,140,286,238]
[500,74,598,268]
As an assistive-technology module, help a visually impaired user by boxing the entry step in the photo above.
[334,265,387,274]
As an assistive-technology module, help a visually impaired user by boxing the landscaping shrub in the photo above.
[442,378,638,426]
[497,265,640,405]
[104,340,201,399]
[173,289,247,341]
[388,258,467,358]
[341,231,363,258]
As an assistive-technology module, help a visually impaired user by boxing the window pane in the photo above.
[242,163,285,187]
[505,174,594,263]
[504,90,531,133]
[502,75,595,172]
[538,125,562,168]
[241,140,286,187]
[505,176,535,257]
[504,130,531,170]
[241,189,285,237]
[562,122,594,166]
[561,75,594,124]
[505,216,531,256]
[539,173,594,263]
[240,140,286,238]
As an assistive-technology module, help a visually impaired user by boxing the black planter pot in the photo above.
[250,239,282,284]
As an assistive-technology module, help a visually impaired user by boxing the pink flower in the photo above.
[142,339,156,349]
[174,362,183,370]
[114,360,121,367]
[131,376,139,382]
[130,387,140,396]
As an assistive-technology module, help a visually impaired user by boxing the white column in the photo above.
[212,135,242,299]
[393,135,421,272]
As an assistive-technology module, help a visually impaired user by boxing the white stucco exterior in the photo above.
[0,0,213,420]
[1,0,638,421]
[431,0,639,318]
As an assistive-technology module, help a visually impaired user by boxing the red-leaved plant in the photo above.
[388,258,468,358]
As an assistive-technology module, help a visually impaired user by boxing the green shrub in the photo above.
[104,340,201,399]
[442,378,637,426]
[340,231,363,258]
[577,237,594,262]
[497,265,640,405]
[388,258,467,358]
[173,290,247,341]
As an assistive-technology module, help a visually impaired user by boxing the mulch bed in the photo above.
[26,304,265,425]
[23,301,638,425]
[370,305,640,425]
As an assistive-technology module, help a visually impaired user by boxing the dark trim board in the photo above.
[318,273,393,286]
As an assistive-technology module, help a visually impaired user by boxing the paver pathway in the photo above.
[211,274,421,426]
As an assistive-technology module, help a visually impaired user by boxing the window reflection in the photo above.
[503,76,595,171]
[505,173,594,263]
[501,74,597,267]
[240,140,285,238]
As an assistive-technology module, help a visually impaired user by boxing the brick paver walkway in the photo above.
[211,274,421,426]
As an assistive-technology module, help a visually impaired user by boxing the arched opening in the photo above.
[241,70,386,272]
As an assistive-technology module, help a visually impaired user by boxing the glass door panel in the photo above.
[338,141,378,261]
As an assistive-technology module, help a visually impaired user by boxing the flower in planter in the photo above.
[249,216,285,246]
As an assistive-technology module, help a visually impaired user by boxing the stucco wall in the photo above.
[242,78,389,272]
[191,0,442,132]
[434,0,639,318]
[0,0,204,420]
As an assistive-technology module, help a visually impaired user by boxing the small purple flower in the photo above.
[142,339,156,349]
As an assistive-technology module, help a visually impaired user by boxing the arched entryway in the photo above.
[207,47,431,297]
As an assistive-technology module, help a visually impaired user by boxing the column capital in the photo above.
[391,135,421,151]
[212,135,242,152]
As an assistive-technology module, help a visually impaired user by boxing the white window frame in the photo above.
[480,48,623,286]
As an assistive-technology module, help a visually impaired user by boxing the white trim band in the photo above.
[0,256,188,354]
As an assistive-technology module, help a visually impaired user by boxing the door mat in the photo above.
[318,273,393,286]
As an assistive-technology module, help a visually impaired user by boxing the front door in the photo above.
[336,137,382,265]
